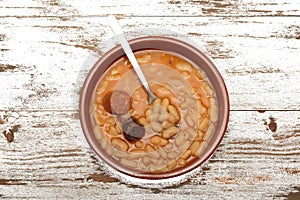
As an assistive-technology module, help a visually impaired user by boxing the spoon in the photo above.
[107,15,157,104]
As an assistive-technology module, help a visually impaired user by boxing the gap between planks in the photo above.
[1,15,300,19]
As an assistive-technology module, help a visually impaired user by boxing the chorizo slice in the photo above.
[103,90,130,115]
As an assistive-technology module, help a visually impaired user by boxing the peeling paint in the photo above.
[272,25,300,40]
[0,64,16,72]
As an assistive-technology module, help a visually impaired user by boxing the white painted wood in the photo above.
[0,0,299,17]
[1,0,300,199]
[0,111,299,198]
[0,17,299,110]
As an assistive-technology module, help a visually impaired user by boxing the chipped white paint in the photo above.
[0,111,299,198]
[0,17,299,110]
[1,0,299,17]
[0,0,300,199]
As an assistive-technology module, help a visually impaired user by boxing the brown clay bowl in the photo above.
[79,36,229,180]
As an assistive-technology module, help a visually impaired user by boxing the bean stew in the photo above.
[90,50,218,174]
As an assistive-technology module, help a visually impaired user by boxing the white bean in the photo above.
[129,149,146,159]
[157,166,168,173]
[165,143,174,151]
[110,68,119,75]
[150,113,159,122]
[149,151,160,159]
[186,127,197,139]
[138,117,148,126]
[168,150,178,159]
[152,104,161,113]
[180,149,192,160]
[162,126,179,139]
[185,97,195,106]
[120,158,138,168]
[204,124,215,142]
[138,162,147,170]
[146,109,152,122]
[93,113,102,126]
[93,125,102,140]
[137,54,151,63]
[194,141,208,157]
[135,140,144,148]
[201,97,210,108]
[111,138,129,151]
[160,138,169,146]
[153,98,161,105]
[157,87,171,97]
[158,113,167,122]
[100,138,108,150]
[168,78,183,87]
[162,98,170,109]
[176,61,192,72]
[167,161,177,171]
[199,104,207,115]
[150,135,164,145]
[114,149,128,158]
[180,102,188,109]
[151,121,162,132]
[199,118,210,131]
[105,144,114,156]
[106,74,120,81]
[175,134,185,146]
[149,163,160,172]
[178,140,190,152]
[167,113,177,124]
[162,121,172,129]
[177,158,186,166]
[185,115,195,127]
[206,85,214,95]
[189,141,201,156]
[115,123,121,133]
[158,147,168,159]
[189,109,199,122]
[109,126,119,136]
[210,99,218,122]
[168,105,180,121]
[142,157,151,165]
[197,130,204,140]
[89,104,96,114]
[145,144,160,159]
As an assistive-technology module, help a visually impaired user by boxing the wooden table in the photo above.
[1,0,299,199]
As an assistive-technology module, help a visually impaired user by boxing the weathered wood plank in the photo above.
[0,111,299,198]
[0,17,299,110]
[0,0,299,17]
[1,1,299,199]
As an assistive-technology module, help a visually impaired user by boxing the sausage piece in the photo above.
[122,119,145,142]
[103,90,130,115]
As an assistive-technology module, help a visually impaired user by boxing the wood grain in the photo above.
[1,0,300,199]
[0,111,299,199]
[0,0,299,17]
[1,17,299,110]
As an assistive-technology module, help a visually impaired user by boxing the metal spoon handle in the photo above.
[107,15,155,101]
